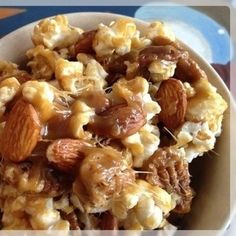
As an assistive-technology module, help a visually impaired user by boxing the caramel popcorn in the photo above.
[112,76,161,120]
[69,100,95,139]
[22,80,55,122]
[145,22,176,41]
[73,147,135,213]
[32,15,83,50]
[1,196,69,230]
[26,45,60,80]
[0,77,21,117]
[122,124,160,167]
[0,15,228,231]
[93,19,147,56]
[111,179,174,229]
[148,60,177,82]
[0,60,31,83]
[186,78,228,133]
[175,121,217,162]
[55,57,107,94]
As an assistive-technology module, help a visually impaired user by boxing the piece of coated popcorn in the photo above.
[55,58,107,94]
[122,124,160,168]
[54,195,74,214]
[1,196,69,230]
[26,45,60,80]
[32,15,83,50]
[175,121,217,162]
[145,21,175,41]
[0,60,17,78]
[148,60,176,82]
[112,76,161,120]
[183,82,196,98]
[22,80,55,122]
[0,77,21,117]
[93,18,138,56]
[131,30,152,50]
[186,78,228,133]
[111,179,174,230]
[69,100,95,139]
[0,60,30,82]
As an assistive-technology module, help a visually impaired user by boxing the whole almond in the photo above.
[156,78,187,130]
[46,139,89,172]
[88,104,146,139]
[1,99,41,162]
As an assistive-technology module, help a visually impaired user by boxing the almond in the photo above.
[46,139,89,172]
[156,78,187,130]
[0,99,41,162]
[88,104,146,139]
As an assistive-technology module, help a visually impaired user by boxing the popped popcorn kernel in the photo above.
[0,77,21,117]
[32,15,83,50]
[146,21,175,41]
[69,100,95,139]
[26,45,60,80]
[22,80,55,122]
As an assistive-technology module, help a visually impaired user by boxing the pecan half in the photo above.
[174,57,207,83]
[143,147,194,214]
[138,45,187,68]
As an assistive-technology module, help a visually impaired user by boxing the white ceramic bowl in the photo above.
[0,12,233,231]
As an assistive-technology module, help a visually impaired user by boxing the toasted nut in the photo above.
[143,147,194,214]
[156,78,187,130]
[174,57,207,83]
[88,104,146,139]
[74,30,97,55]
[152,36,183,50]
[79,90,110,114]
[99,211,118,230]
[46,139,90,172]
[1,99,41,162]
[138,45,187,68]
[60,211,80,230]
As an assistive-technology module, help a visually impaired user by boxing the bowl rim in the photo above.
[0,11,235,231]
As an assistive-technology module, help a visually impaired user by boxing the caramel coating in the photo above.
[73,147,135,212]
[88,104,146,139]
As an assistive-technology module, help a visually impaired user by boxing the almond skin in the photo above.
[88,104,146,139]
[0,99,41,162]
[46,139,89,172]
[156,78,187,130]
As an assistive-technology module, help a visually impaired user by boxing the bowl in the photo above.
[0,12,233,231]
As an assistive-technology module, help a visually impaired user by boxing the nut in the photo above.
[99,211,118,230]
[174,57,207,83]
[74,30,97,55]
[0,99,41,162]
[156,78,187,130]
[46,138,90,172]
[138,45,187,68]
[143,147,194,214]
[88,104,146,139]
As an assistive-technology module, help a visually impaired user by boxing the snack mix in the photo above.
[0,15,228,230]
